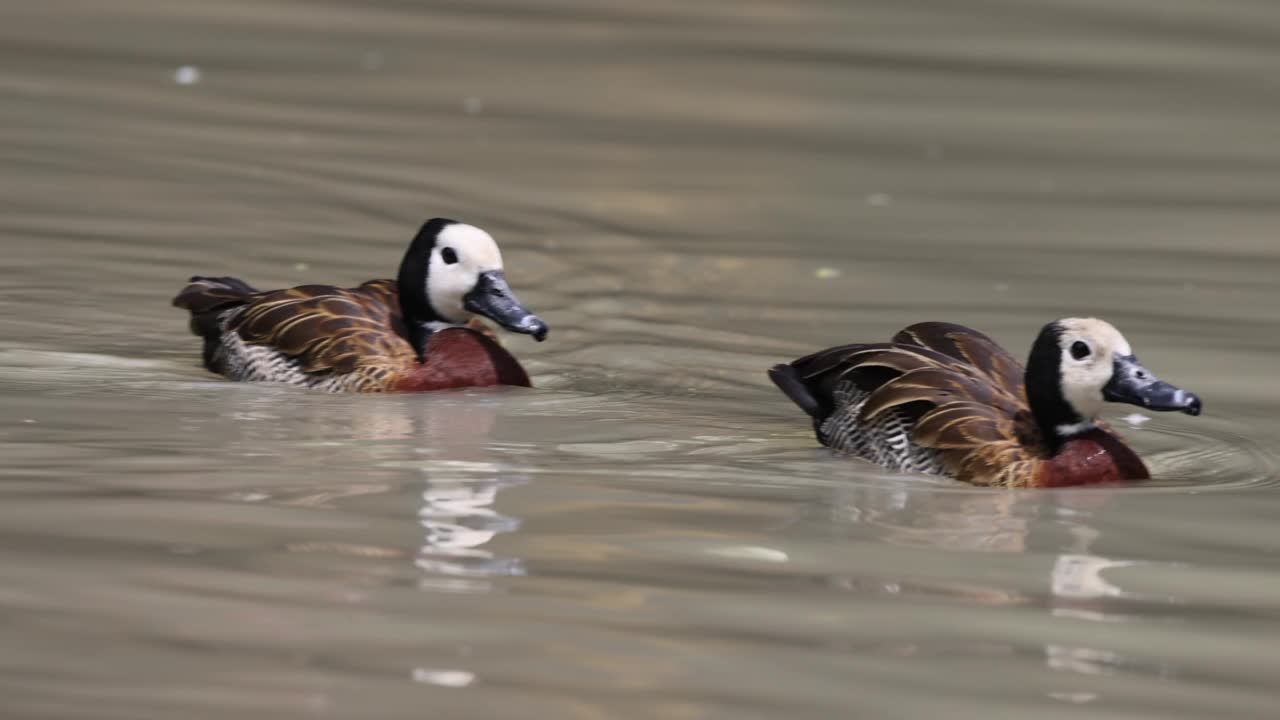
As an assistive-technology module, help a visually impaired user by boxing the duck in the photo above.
[172,218,548,393]
[768,318,1202,487]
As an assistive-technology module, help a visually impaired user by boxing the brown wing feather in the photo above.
[954,443,1039,487]
[910,402,1006,448]
[879,322,1048,485]
[794,342,956,380]
[831,347,956,377]
[857,367,978,421]
[228,280,415,379]
[893,322,1025,400]
[910,403,1039,486]
[787,343,968,417]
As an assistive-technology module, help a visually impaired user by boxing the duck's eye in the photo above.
[441,247,459,265]
[1070,341,1091,360]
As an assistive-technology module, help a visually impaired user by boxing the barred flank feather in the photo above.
[818,382,946,475]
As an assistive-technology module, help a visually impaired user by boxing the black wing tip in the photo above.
[172,276,260,312]
[768,363,825,419]
[184,276,259,294]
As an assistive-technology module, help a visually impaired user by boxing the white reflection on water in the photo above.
[820,483,1190,692]
[411,667,477,688]
[1051,555,1134,603]
[1043,511,1179,698]
[416,475,528,590]
[406,395,531,593]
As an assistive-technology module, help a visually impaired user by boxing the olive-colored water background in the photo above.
[3,2,1280,718]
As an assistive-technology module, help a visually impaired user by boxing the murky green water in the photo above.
[4,1,1280,718]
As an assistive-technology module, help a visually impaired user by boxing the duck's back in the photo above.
[770,322,1042,485]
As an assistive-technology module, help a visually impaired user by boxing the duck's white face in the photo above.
[426,223,504,323]
[1055,317,1132,422]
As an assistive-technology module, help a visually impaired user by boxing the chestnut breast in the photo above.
[394,328,531,392]
[1034,427,1149,487]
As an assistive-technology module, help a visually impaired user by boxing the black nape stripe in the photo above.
[398,217,460,360]
[1024,321,1085,454]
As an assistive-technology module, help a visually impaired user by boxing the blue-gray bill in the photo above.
[1104,355,1201,416]
[464,271,549,341]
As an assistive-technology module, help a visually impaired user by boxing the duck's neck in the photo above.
[1024,326,1091,456]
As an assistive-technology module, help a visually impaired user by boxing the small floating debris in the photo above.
[411,668,475,688]
[708,545,789,563]
[294,262,310,272]
[1048,691,1098,705]
[1122,413,1151,427]
[463,96,485,115]
[865,192,892,207]
[225,491,271,503]
[815,267,841,280]
[173,65,202,86]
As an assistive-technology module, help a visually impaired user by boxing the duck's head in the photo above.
[1026,317,1201,449]
[398,218,548,356]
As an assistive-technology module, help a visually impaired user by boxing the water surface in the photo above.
[4,1,1280,718]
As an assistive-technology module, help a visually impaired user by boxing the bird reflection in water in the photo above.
[818,484,1178,688]
[416,472,527,592]
[410,393,529,594]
